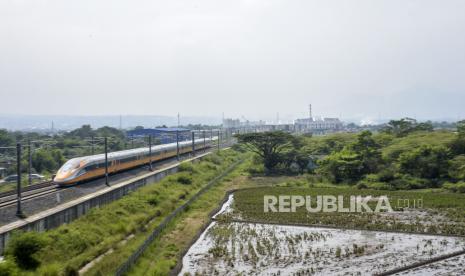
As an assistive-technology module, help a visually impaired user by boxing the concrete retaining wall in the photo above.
[0,153,210,255]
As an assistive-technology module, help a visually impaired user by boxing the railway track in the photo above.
[0,181,56,199]
[0,183,60,209]
[0,143,234,210]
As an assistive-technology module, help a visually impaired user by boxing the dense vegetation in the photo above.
[238,119,465,192]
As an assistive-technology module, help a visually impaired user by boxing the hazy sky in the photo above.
[1,0,465,122]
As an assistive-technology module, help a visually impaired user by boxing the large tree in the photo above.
[0,129,13,146]
[449,120,465,155]
[399,145,450,179]
[236,131,298,172]
[66,125,94,139]
[381,118,433,137]
[457,120,465,138]
[317,131,381,183]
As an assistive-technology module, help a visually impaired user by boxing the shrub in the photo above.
[448,155,465,181]
[37,263,61,276]
[443,182,457,192]
[147,197,159,206]
[365,182,392,190]
[178,162,195,173]
[64,265,78,276]
[357,174,391,190]
[363,174,379,183]
[177,175,192,185]
[443,182,465,193]
[247,164,265,175]
[399,145,450,179]
[356,182,368,189]
[232,143,248,153]
[377,166,396,182]
[5,231,48,270]
[390,174,431,189]
[0,259,19,276]
[205,154,222,165]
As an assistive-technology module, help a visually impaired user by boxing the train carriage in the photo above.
[54,137,216,185]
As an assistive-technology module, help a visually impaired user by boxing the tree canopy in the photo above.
[381,118,433,137]
[236,131,301,173]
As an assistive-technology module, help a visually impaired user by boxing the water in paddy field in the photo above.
[179,196,465,276]
[393,254,465,275]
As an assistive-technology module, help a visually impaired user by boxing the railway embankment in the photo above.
[0,150,214,255]
[0,149,245,275]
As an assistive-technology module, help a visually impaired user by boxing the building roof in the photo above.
[153,127,190,132]
[127,128,190,136]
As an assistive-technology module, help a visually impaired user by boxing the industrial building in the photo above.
[126,127,191,144]
[221,104,343,134]
[294,104,343,134]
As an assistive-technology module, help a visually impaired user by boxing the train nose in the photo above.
[53,171,74,184]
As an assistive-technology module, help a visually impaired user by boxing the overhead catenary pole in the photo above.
[176,130,180,160]
[16,143,24,218]
[91,135,95,155]
[203,130,206,151]
[192,131,195,156]
[217,130,220,152]
[28,139,32,187]
[148,135,153,171]
[210,129,213,147]
[105,137,109,186]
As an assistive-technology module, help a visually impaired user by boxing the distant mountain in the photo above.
[0,115,222,132]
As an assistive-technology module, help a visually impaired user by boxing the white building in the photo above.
[294,105,343,133]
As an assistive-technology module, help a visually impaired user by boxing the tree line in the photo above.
[236,119,465,192]
[0,125,128,176]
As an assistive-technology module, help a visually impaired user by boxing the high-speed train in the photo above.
[53,137,216,185]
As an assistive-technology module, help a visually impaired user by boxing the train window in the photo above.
[76,168,87,176]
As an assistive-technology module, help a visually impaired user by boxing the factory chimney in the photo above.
[309,104,313,121]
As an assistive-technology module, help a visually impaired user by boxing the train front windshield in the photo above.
[58,159,81,174]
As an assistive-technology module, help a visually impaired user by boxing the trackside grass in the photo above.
[1,149,246,276]
[123,157,253,275]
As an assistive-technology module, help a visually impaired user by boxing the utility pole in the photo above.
[105,137,109,186]
[203,130,206,151]
[210,129,213,147]
[28,140,32,187]
[217,130,220,152]
[16,143,24,218]
[177,113,180,128]
[148,135,153,171]
[91,135,95,155]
